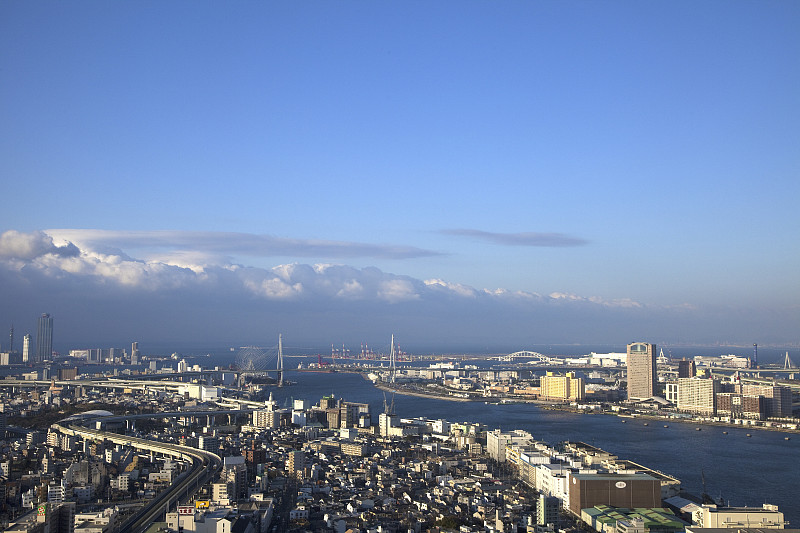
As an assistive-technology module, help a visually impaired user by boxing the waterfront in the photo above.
[9,344,798,522]
[266,371,799,524]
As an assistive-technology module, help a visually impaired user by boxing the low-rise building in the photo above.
[567,473,662,517]
[692,504,786,529]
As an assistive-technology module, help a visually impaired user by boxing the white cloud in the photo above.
[0,230,79,260]
[336,280,365,299]
[425,278,478,298]
[486,288,544,301]
[378,279,421,303]
[549,291,643,308]
[251,278,304,300]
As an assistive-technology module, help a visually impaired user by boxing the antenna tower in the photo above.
[382,391,395,415]
[390,334,396,383]
[278,334,284,387]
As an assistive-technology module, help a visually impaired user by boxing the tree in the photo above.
[435,515,463,531]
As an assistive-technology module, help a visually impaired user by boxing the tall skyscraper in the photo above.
[627,342,657,400]
[22,334,31,363]
[131,341,139,365]
[36,313,53,363]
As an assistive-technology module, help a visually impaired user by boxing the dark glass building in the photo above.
[36,313,53,363]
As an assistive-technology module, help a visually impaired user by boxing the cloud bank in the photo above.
[0,230,620,306]
[442,229,589,247]
[46,229,442,260]
[0,229,790,348]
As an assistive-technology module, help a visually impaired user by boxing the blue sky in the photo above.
[1,1,798,350]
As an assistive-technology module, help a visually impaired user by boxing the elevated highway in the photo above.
[52,415,223,533]
[62,408,256,430]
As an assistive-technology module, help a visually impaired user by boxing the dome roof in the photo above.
[63,409,115,421]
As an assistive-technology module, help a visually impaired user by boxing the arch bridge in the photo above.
[497,350,548,362]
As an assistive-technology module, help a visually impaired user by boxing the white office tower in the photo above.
[292,409,306,426]
[293,399,309,410]
[22,334,31,363]
[379,412,399,437]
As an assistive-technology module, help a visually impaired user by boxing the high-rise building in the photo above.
[539,371,585,400]
[486,429,534,463]
[537,494,560,526]
[87,349,101,364]
[245,442,266,466]
[716,393,767,420]
[378,412,399,437]
[131,341,139,365]
[222,456,247,500]
[22,333,31,363]
[57,367,78,381]
[252,409,280,429]
[286,450,305,478]
[678,359,696,378]
[36,314,53,363]
[677,377,721,415]
[741,384,793,418]
[198,435,219,452]
[626,342,657,400]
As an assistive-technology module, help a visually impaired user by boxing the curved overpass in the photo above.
[52,419,222,533]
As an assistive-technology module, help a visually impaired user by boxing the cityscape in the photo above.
[0,312,797,533]
[2,2,799,533]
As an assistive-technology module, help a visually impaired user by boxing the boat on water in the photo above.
[785,437,791,440]
[664,425,669,428]
[643,422,649,426]
[696,427,702,431]
[723,431,728,434]
[746,434,752,437]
